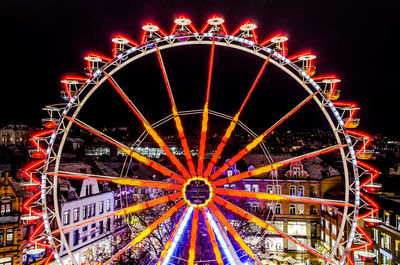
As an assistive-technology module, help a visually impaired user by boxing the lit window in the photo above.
[83,206,87,219]
[106,200,111,211]
[267,185,273,193]
[73,230,79,246]
[298,186,304,197]
[372,228,378,244]
[99,201,104,214]
[245,184,251,191]
[289,204,296,215]
[289,185,296,196]
[397,216,400,230]
[297,204,304,215]
[325,219,330,231]
[64,211,70,225]
[275,185,281,194]
[288,221,307,236]
[252,185,259,192]
[384,211,390,225]
[331,224,337,236]
[73,208,79,222]
[6,229,13,246]
[381,233,391,250]
[91,203,96,217]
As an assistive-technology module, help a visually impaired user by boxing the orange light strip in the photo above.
[208,202,260,263]
[188,208,199,265]
[201,210,224,265]
[209,92,316,181]
[204,56,271,178]
[197,39,215,175]
[154,44,196,177]
[104,72,191,179]
[157,207,189,265]
[213,144,342,186]
[130,200,186,246]
[116,192,182,216]
[214,188,352,207]
[214,196,335,264]
[312,75,337,81]
[66,117,186,184]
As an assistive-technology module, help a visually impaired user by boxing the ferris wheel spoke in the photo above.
[104,72,191,179]
[154,44,197,176]
[65,117,186,183]
[105,200,186,265]
[204,55,272,178]
[213,144,343,187]
[209,92,318,181]
[201,209,224,265]
[214,188,353,207]
[213,196,336,265]
[157,207,189,265]
[48,171,183,190]
[188,208,199,264]
[208,202,262,265]
[198,39,216,176]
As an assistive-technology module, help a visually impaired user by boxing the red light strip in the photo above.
[140,30,147,45]
[154,44,196,177]
[44,252,54,265]
[201,210,224,265]
[287,51,312,61]
[197,39,215,175]
[213,145,342,186]
[209,92,316,181]
[170,23,178,35]
[312,75,337,81]
[66,117,186,183]
[260,33,283,46]
[86,53,112,62]
[115,34,139,46]
[104,72,191,178]
[204,56,271,178]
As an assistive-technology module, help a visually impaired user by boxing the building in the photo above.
[0,125,31,146]
[219,153,341,261]
[364,195,400,265]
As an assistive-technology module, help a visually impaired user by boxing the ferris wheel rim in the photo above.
[40,32,360,265]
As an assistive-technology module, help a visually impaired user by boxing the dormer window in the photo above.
[0,197,12,216]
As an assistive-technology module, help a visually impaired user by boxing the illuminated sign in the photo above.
[185,179,211,206]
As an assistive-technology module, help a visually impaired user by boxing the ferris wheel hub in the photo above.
[183,177,213,207]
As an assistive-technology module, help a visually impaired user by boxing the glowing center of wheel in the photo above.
[183,178,212,207]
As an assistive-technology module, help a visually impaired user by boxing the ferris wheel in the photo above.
[20,15,383,265]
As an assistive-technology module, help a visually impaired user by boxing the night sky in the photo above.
[1,0,398,136]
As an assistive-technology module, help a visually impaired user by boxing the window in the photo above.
[6,229,13,246]
[397,216,400,230]
[384,211,390,225]
[372,228,378,244]
[91,224,96,239]
[245,184,251,191]
[106,200,111,211]
[99,221,104,234]
[289,204,296,215]
[395,240,400,257]
[140,188,145,194]
[83,206,87,219]
[331,224,337,236]
[65,232,69,246]
[73,208,79,222]
[325,219,330,231]
[289,185,296,196]
[0,257,12,265]
[106,218,111,232]
[252,184,259,192]
[288,221,307,236]
[275,185,281,194]
[297,204,304,215]
[64,210,70,225]
[267,185,274,194]
[73,230,79,246]
[265,237,284,251]
[0,197,11,216]
[381,233,391,250]
[0,230,3,246]
[321,231,324,241]
[298,186,304,197]
[91,203,96,217]
[99,201,104,214]
[373,249,379,263]
[310,205,317,215]
[382,254,391,265]
[275,204,281,215]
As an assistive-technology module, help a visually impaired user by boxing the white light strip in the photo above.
[162,207,194,265]
[205,210,238,265]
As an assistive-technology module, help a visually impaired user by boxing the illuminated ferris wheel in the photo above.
[21,15,383,265]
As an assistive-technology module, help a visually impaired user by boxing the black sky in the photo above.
[0,0,399,135]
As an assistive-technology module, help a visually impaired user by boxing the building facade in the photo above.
[0,125,31,146]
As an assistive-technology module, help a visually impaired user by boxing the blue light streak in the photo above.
[161,206,194,265]
[205,210,238,265]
